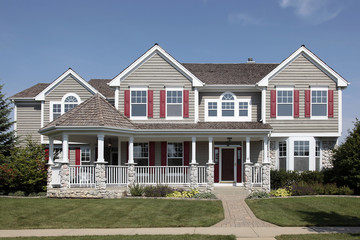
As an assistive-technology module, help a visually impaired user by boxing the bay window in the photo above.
[294,141,309,171]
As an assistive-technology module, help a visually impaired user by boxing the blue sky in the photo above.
[1,0,359,142]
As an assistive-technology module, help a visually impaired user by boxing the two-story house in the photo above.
[10,44,348,198]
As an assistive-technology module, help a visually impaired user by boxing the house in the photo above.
[10,44,349,198]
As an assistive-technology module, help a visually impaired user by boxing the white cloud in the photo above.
[279,0,344,24]
[228,13,263,26]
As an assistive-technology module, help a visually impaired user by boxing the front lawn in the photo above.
[0,198,224,229]
[0,235,236,240]
[246,197,360,226]
[276,233,360,240]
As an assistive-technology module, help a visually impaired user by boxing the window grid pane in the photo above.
[167,91,182,104]
[64,104,77,112]
[133,143,149,166]
[294,141,309,156]
[81,148,91,162]
[131,91,147,104]
[279,141,287,157]
[312,91,327,103]
[316,141,320,157]
[208,102,217,117]
[53,104,61,119]
[65,96,78,103]
[239,102,248,116]
[222,93,235,100]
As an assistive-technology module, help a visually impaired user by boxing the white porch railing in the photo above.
[135,166,190,185]
[251,165,262,185]
[106,165,128,185]
[69,165,95,188]
[198,166,207,185]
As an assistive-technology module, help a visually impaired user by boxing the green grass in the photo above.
[0,198,224,229]
[246,197,360,226]
[276,233,360,240]
[0,235,236,240]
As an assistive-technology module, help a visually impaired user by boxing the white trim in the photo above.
[61,93,81,103]
[276,86,294,120]
[49,101,61,122]
[166,87,183,120]
[35,68,103,100]
[109,45,204,87]
[272,133,340,137]
[14,104,17,137]
[41,101,44,143]
[208,137,213,164]
[129,87,148,120]
[191,137,196,164]
[310,86,328,120]
[115,87,119,110]
[194,88,199,123]
[338,88,342,136]
[261,88,266,123]
[49,93,82,122]
[257,46,349,87]
[80,146,91,163]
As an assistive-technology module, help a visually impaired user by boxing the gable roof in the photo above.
[34,68,104,101]
[182,63,279,85]
[42,94,135,129]
[10,83,50,99]
[109,44,205,87]
[257,45,349,87]
[88,79,114,98]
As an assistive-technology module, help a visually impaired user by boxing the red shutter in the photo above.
[214,147,219,183]
[161,141,167,166]
[184,142,189,166]
[149,142,155,166]
[294,90,300,118]
[183,90,189,118]
[124,90,130,117]
[236,147,242,183]
[328,90,334,118]
[45,148,49,162]
[148,90,153,118]
[305,90,311,118]
[75,148,80,166]
[160,90,166,118]
[270,90,276,118]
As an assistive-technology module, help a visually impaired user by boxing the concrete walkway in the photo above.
[212,187,276,227]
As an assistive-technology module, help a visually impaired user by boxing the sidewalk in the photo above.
[1,226,360,239]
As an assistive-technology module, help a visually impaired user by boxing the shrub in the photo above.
[271,169,327,190]
[247,191,270,199]
[166,189,200,198]
[270,187,292,197]
[37,192,47,196]
[290,182,354,196]
[129,184,144,196]
[9,191,25,196]
[193,192,217,199]
[144,185,174,197]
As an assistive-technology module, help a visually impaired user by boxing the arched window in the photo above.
[221,92,235,116]
[64,95,79,112]
[50,93,81,121]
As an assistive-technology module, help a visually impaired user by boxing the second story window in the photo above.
[64,96,78,112]
[50,93,81,121]
[239,102,248,116]
[167,90,182,117]
[131,90,147,117]
[208,102,217,116]
[221,93,235,117]
[277,89,293,117]
[312,89,327,117]
[52,104,61,120]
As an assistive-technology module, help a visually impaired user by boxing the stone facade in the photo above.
[189,163,198,189]
[60,163,69,189]
[47,165,53,190]
[269,141,277,170]
[244,162,253,189]
[206,163,215,192]
[322,141,336,169]
[95,163,106,190]
[127,163,136,186]
[47,188,126,198]
[261,163,271,192]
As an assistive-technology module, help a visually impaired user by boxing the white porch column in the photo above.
[115,87,119,110]
[194,88,199,123]
[48,136,54,165]
[261,88,266,124]
[128,136,134,164]
[97,134,105,162]
[118,137,121,166]
[246,136,251,163]
[263,136,269,163]
[191,137,197,164]
[208,137,213,164]
[62,134,69,163]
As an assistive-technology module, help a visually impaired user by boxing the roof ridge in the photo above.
[97,94,105,126]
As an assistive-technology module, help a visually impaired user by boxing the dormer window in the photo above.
[50,93,81,121]
[64,96,78,112]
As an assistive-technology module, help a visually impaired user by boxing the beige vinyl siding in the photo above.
[199,92,261,122]
[243,141,263,164]
[44,75,94,125]
[266,54,339,133]
[16,102,41,145]
[119,53,195,123]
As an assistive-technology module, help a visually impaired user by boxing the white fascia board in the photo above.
[35,68,103,101]
[257,46,349,88]
[108,45,204,87]
[271,133,341,137]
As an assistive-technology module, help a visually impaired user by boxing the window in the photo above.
[52,104,61,120]
[131,90,147,117]
[133,143,148,166]
[278,141,287,170]
[81,147,91,163]
[312,90,327,116]
[167,90,182,117]
[222,93,235,117]
[64,96,78,112]
[239,102,248,116]
[50,93,81,121]
[315,141,321,171]
[208,102,217,116]
[167,143,183,166]
[294,141,309,171]
[277,90,293,116]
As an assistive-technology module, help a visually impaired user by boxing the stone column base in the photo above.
[189,163,198,189]
[95,162,107,190]
[261,163,271,192]
[126,163,137,195]
[244,162,253,190]
[60,162,70,189]
[206,163,215,192]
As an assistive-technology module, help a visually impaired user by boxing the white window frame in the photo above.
[49,93,81,121]
[166,87,183,120]
[167,142,184,166]
[133,142,149,166]
[205,92,251,121]
[130,87,148,120]
[311,86,328,120]
[288,137,316,171]
[276,86,294,120]
[80,147,91,163]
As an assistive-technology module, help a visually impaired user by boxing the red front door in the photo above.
[221,149,234,181]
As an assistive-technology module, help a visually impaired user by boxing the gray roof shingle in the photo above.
[10,83,50,99]
[88,79,114,98]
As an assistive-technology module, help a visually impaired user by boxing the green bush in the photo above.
[247,191,270,199]
[129,184,145,196]
[143,185,174,197]
[271,169,326,190]
[166,189,199,198]
[193,192,217,199]
[270,187,292,197]
[9,190,25,196]
[291,182,354,196]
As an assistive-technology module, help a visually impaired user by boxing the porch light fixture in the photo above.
[226,137,232,146]
[108,139,112,148]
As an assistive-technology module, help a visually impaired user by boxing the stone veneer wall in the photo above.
[322,141,336,169]
[269,141,277,170]
[47,188,126,198]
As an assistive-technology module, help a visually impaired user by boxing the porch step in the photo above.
[213,186,250,197]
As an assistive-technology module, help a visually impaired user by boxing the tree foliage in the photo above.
[0,138,47,194]
[0,84,16,156]
[331,119,360,194]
